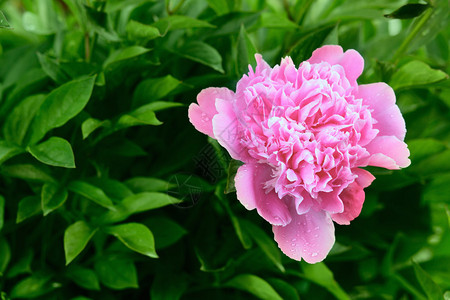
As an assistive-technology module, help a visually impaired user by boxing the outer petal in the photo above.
[365,135,411,169]
[308,45,364,84]
[273,209,335,263]
[234,163,292,226]
[331,169,374,225]
[213,98,250,161]
[356,83,406,140]
[188,87,234,138]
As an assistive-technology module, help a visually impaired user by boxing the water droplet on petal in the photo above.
[201,113,209,122]
[311,252,318,257]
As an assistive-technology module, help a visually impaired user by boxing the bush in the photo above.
[0,0,449,299]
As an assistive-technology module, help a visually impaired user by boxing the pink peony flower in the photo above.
[188,45,410,263]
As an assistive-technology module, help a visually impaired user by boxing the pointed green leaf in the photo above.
[95,256,138,289]
[132,75,181,107]
[413,261,443,300]
[28,137,75,168]
[3,94,46,146]
[16,196,42,223]
[41,183,68,216]
[146,217,187,249]
[10,272,54,299]
[0,237,11,275]
[67,266,100,291]
[125,177,173,193]
[81,118,109,139]
[384,3,429,19]
[224,274,283,300]
[68,181,115,210]
[64,220,98,265]
[126,20,160,42]
[104,46,151,68]
[0,140,23,166]
[28,76,96,144]
[236,25,257,76]
[175,41,224,73]
[105,223,157,258]
[390,60,448,90]
[152,15,214,32]
[0,10,11,28]
[1,164,55,183]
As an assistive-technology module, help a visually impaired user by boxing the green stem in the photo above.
[392,7,433,62]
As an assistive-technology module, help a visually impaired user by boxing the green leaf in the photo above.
[224,274,283,300]
[236,25,257,76]
[99,192,181,223]
[7,250,33,278]
[152,15,215,32]
[300,262,350,300]
[384,3,430,19]
[410,149,450,177]
[37,52,70,84]
[103,46,151,68]
[146,217,187,249]
[266,278,300,300]
[94,256,138,289]
[86,177,134,200]
[16,196,42,223]
[126,20,160,42]
[390,60,448,90]
[287,25,335,62]
[241,220,284,272]
[0,10,11,28]
[66,266,101,291]
[28,137,75,168]
[422,173,450,204]
[64,220,98,265]
[1,164,55,183]
[68,181,115,210]
[125,177,173,193]
[3,94,46,146]
[0,237,11,275]
[260,12,299,29]
[28,76,96,144]
[408,139,446,163]
[132,75,181,107]
[207,0,230,16]
[413,261,443,300]
[81,118,109,139]
[175,41,224,73]
[0,140,23,166]
[0,195,4,231]
[10,272,54,299]
[105,223,157,258]
[41,183,68,216]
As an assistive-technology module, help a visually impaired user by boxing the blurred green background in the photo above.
[0,0,449,299]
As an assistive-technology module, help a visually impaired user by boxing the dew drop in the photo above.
[311,252,318,257]
[314,234,318,238]
[201,113,209,122]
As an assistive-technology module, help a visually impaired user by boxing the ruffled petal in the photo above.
[188,87,234,138]
[331,168,375,225]
[213,98,250,161]
[234,163,292,226]
[356,83,406,140]
[273,209,335,263]
[365,135,411,169]
[308,45,364,84]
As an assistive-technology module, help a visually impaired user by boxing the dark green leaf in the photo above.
[207,0,230,16]
[64,220,98,265]
[7,250,33,278]
[126,20,160,42]
[236,25,257,76]
[300,262,350,300]
[0,195,4,230]
[132,75,181,107]
[260,12,299,28]
[266,278,300,300]
[224,274,283,300]
[287,25,335,62]
[66,266,101,291]
[99,192,181,223]
[0,140,23,166]
[390,60,448,90]
[3,94,46,146]
[174,41,224,73]
[0,237,11,275]
[37,52,70,84]
[1,164,55,183]
[68,181,115,210]
[151,271,188,300]
[413,261,443,300]
[146,217,187,249]
[105,222,158,258]
[125,177,173,193]
[152,15,215,32]
[16,196,42,223]
[28,137,75,168]
[103,46,151,68]
[28,76,96,144]
[95,256,138,289]
[408,139,446,163]
[10,272,54,299]
[41,183,68,216]
[0,10,11,28]
[81,118,109,139]
[422,173,450,204]
[385,3,429,19]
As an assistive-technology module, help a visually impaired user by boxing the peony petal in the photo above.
[331,180,365,225]
[353,168,375,188]
[273,209,335,263]
[188,87,234,138]
[319,190,344,214]
[365,135,411,169]
[308,45,363,84]
[213,98,250,161]
[235,163,292,226]
[356,83,406,140]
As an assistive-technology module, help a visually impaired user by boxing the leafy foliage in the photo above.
[0,0,449,299]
